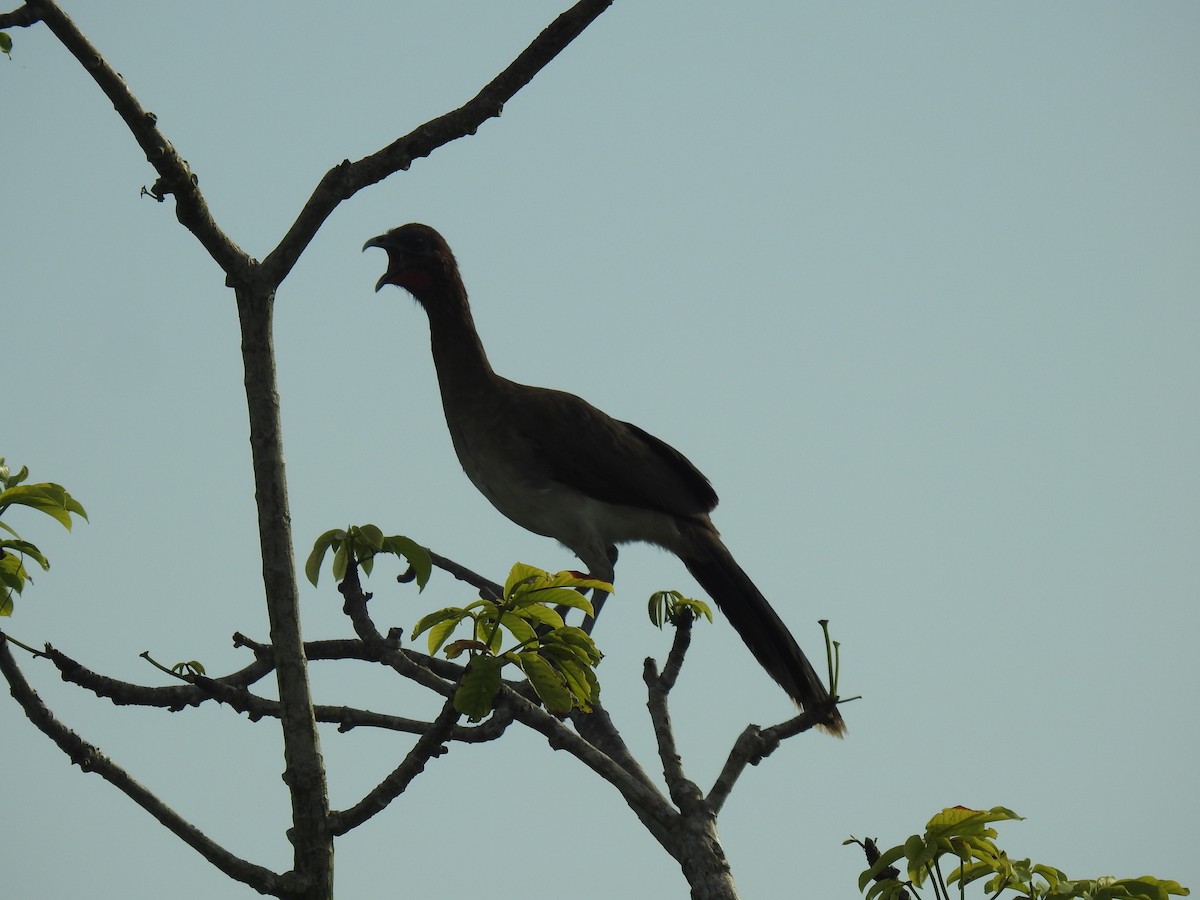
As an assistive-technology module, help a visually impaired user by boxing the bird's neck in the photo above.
[423,281,497,398]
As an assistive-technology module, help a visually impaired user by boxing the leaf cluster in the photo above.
[853,806,1189,900]
[412,562,608,720]
[647,589,712,628]
[0,457,88,616]
[305,524,431,591]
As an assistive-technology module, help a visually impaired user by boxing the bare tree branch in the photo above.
[569,700,660,790]
[25,0,253,277]
[260,0,614,287]
[0,635,285,897]
[0,5,39,28]
[500,681,682,854]
[329,697,461,836]
[706,711,827,817]
[35,633,512,741]
[428,549,503,600]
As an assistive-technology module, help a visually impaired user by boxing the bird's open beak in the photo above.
[362,234,393,292]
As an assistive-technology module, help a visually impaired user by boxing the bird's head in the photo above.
[362,223,459,303]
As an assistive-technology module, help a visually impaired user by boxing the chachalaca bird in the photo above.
[365,223,844,734]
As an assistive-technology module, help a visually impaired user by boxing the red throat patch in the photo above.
[395,269,434,292]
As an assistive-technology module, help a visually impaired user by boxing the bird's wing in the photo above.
[508,381,719,517]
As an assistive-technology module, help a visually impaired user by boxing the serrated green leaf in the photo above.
[454,657,503,720]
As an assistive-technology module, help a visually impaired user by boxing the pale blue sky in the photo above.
[3,3,1197,898]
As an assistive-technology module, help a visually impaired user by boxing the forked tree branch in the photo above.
[24,0,252,278]
[0,4,40,28]
[261,0,615,287]
[329,697,462,836]
[15,0,614,292]
[0,634,285,896]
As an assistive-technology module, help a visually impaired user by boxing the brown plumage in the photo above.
[364,222,844,735]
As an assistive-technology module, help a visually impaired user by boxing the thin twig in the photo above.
[427,550,503,599]
[329,697,462,835]
[0,636,284,895]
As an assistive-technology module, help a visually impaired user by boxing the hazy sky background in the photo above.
[3,3,1197,898]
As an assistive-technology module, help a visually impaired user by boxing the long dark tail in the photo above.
[680,528,845,736]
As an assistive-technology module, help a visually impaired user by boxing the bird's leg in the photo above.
[552,545,617,633]
[580,545,618,635]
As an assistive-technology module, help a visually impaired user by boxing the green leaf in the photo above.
[545,652,599,709]
[0,483,88,530]
[304,528,345,587]
[1,539,49,570]
[648,589,712,627]
[331,542,348,582]
[503,562,611,600]
[520,586,595,613]
[503,562,546,596]
[512,603,565,630]
[0,32,11,56]
[517,651,572,714]
[428,613,465,656]
[925,806,1022,840]
[551,626,602,664]
[381,535,431,590]
[2,464,30,488]
[858,843,908,893]
[498,611,537,647]
[454,656,503,720]
[412,607,465,654]
[1,552,30,589]
[353,523,384,550]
